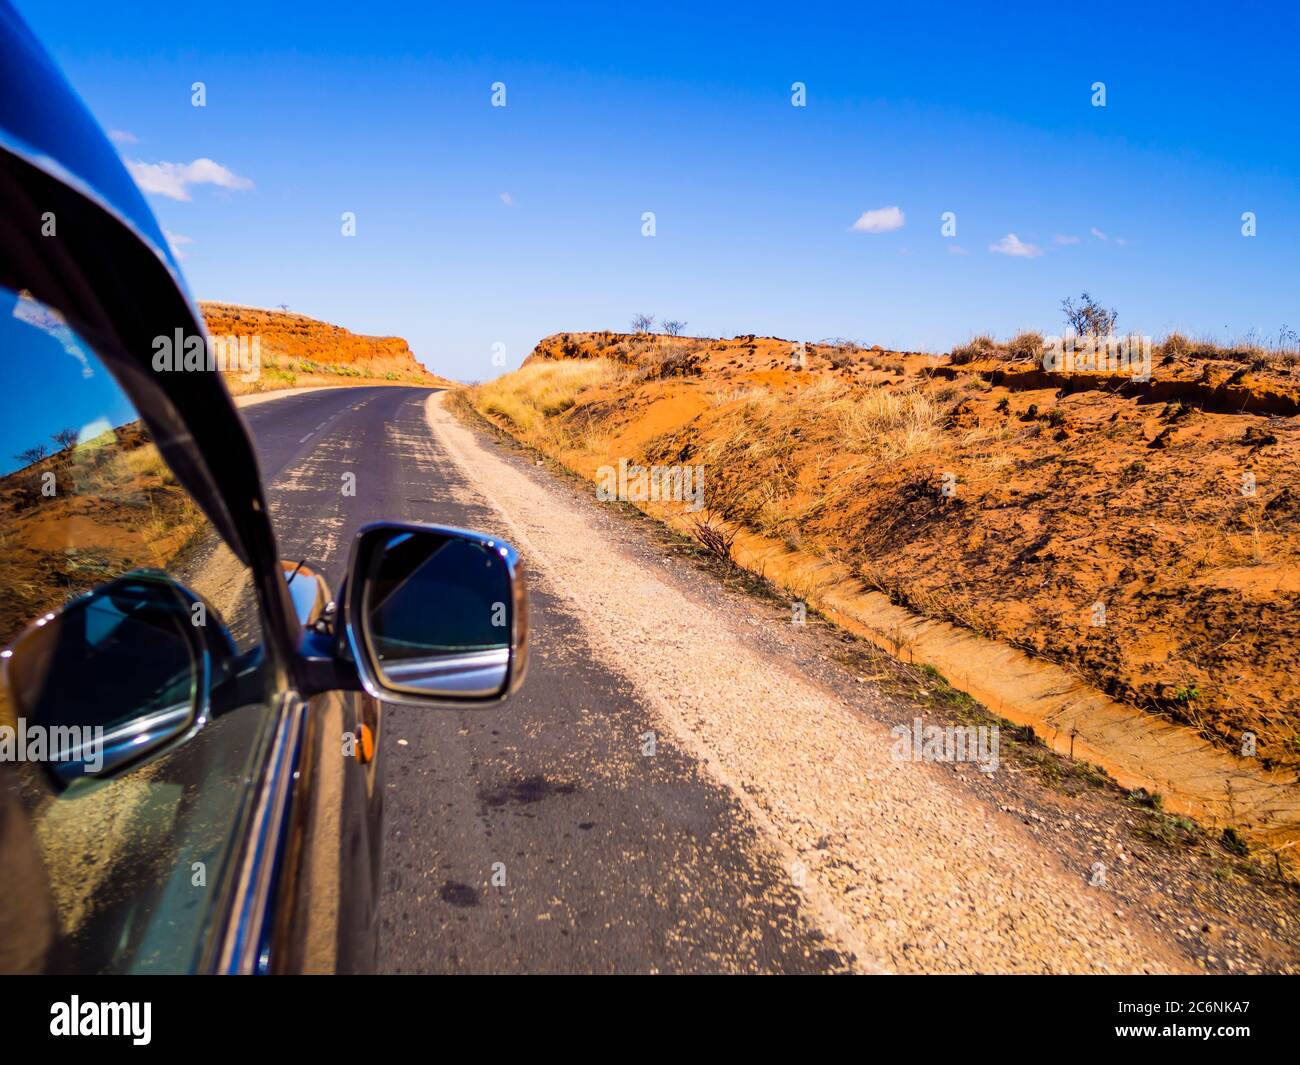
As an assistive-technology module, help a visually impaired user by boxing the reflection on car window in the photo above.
[0,288,260,650]
[0,288,275,973]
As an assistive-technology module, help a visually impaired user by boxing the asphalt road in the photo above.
[240,385,846,973]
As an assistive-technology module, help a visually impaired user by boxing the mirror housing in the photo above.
[339,522,529,708]
[0,570,238,788]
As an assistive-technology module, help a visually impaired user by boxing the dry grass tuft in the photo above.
[1005,331,1045,363]
[473,359,627,435]
[949,335,999,364]
[834,385,943,458]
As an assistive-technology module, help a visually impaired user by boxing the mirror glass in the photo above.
[362,530,512,698]
[2,572,204,784]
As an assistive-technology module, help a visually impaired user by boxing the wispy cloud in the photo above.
[1053,234,1080,245]
[499,191,514,206]
[850,205,905,233]
[164,230,193,259]
[108,129,138,145]
[126,158,253,202]
[947,244,969,256]
[1089,226,1129,246]
[989,233,1042,258]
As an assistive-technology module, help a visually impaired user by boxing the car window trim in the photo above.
[215,690,307,974]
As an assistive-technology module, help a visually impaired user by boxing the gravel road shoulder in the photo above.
[423,392,1221,974]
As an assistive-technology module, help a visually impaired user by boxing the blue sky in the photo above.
[17,0,1300,380]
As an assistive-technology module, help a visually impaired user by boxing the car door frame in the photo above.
[0,41,371,973]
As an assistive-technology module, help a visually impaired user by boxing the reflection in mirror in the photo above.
[1,571,218,785]
[362,530,513,698]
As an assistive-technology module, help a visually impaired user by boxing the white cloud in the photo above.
[12,292,93,377]
[126,158,253,202]
[989,233,1043,258]
[1090,226,1109,241]
[499,192,514,206]
[850,205,905,233]
[947,244,969,256]
[108,129,138,145]
[1053,234,1080,245]
[164,230,193,259]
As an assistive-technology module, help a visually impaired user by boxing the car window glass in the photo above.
[0,287,277,973]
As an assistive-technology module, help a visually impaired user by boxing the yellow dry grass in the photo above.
[474,358,627,437]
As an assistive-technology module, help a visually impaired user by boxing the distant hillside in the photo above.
[522,330,929,376]
[201,302,457,394]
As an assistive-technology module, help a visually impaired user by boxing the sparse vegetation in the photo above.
[474,358,626,435]
[641,347,702,379]
[1135,810,1199,848]
[201,302,451,396]
[1006,331,1045,364]
[689,514,738,561]
[947,331,1044,366]
[1155,329,1300,368]
[51,428,79,452]
[949,335,998,364]
[1221,826,1250,857]
[1061,292,1118,337]
[835,384,942,458]
[464,324,1300,805]
[0,423,209,648]
[13,444,48,468]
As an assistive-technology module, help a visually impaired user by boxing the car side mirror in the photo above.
[0,570,239,789]
[340,523,529,707]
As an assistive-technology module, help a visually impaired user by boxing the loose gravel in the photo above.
[426,393,1190,973]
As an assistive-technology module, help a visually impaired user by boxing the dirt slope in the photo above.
[467,330,1300,806]
[200,302,456,394]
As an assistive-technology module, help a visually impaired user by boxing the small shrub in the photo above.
[14,444,49,467]
[641,347,702,379]
[690,516,737,562]
[1160,332,1191,361]
[1005,331,1044,364]
[1220,826,1249,857]
[1061,292,1118,337]
[51,428,79,451]
[1128,788,1163,810]
[950,335,999,364]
